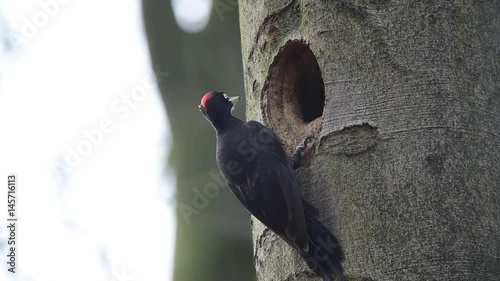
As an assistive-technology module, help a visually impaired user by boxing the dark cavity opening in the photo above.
[263,40,325,149]
[294,68,325,122]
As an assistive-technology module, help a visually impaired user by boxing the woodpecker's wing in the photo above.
[226,182,247,207]
[241,121,309,253]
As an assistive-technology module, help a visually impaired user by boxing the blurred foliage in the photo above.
[141,1,256,281]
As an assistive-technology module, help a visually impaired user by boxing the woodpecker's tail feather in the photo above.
[302,200,345,281]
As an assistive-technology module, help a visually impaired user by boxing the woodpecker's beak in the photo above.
[228,96,240,106]
[198,104,208,118]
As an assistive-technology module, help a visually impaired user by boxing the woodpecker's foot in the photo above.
[291,136,316,169]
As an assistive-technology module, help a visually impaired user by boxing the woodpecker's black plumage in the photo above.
[199,91,345,281]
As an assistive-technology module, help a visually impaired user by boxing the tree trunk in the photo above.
[239,1,500,280]
[142,1,256,281]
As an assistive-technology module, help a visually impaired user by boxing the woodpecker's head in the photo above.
[199,91,240,126]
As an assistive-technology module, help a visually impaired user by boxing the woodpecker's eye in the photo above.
[223,94,229,100]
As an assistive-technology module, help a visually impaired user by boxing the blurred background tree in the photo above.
[142,1,256,281]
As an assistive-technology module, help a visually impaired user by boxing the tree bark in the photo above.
[239,0,500,280]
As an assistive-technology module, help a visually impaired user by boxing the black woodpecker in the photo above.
[199,91,345,281]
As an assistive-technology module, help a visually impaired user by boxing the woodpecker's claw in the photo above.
[292,136,316,169]
[299,136,315,149]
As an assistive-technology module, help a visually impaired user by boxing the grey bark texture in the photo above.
[239,1,500,280]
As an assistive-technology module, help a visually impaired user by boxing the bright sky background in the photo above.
[172,0,212,33]
[0,0,211,280]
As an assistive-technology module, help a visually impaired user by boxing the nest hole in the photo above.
[264,40,325,149]
[294,69,325,122]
